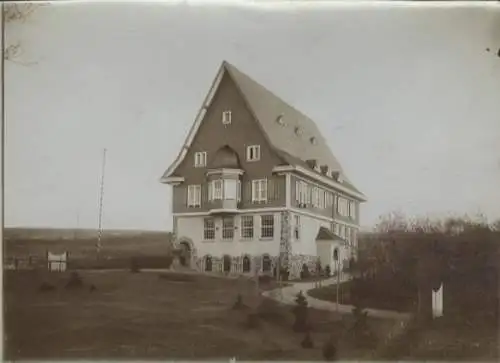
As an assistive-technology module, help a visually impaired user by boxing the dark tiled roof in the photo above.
[316,226,343,241]
[224,61,362,195]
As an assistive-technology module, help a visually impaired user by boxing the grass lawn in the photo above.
[4,269,396,360]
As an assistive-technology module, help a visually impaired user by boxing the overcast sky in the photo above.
[5,2,500,231]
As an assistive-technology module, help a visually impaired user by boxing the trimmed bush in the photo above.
[300,264,310,279]
[301,331,314,349]
[292,291,309,332]
[325,265,332,277]
[323,338,337,361]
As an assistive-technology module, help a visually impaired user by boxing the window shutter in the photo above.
[267,178,273,201]
[207,182,212,201]
[251,180,256,202]
[237,180,241,202]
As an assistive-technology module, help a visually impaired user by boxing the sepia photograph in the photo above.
[2,0,500,361]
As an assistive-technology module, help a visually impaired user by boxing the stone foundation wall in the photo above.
[195,254,280,275]
[288,254,320,280]
[192,253,319,280]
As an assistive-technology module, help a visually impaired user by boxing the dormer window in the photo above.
[310,136,317,145]
[194,152,207,167]
[276,114,285,125]
[222,110,232,125]
[294,126,302,136]
[246,145,261,162]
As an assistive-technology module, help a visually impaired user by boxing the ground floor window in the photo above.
[241,215,254,239]
[262,254,272,272]
[222,217,234,240]
[205,255,212,272]
[333,248,339,261]
[223,255,231,272]
[204,218,215,240]
[243,255,251,272]
[261,215,274,238]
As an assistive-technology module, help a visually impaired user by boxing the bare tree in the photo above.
[3,2,45,65]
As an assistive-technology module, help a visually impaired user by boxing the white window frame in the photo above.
[260,215,274,239]
[294,215,301,240]
[337,197,348,217]
[251,179,267,203]
[349,201,356,219]
[246,145,261,162]
[240,215,254,239]
[222,217,234,241]
[296,180,309,205]
[222,110,232,124]
[203,218,215,240]
[194,152,207,167]
[187,185,201,207]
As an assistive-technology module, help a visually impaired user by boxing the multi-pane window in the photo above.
[260,215,274,238]
[296,180,308,205]
[346,227,351,246]
[222,217,234,240]
[209,179,241,201]
[194,152,207,167]
[203,218,215,240]
[312,187,319,208]
[337,197,349,216]
[349,201,356,219]
[246,145,261,161]
[319,189,325,209]
[294,215,301,240]
[209,179,223,201]
[222,110,232,124]
[187,185,201,207]
[251,179,267,202]
[340,225,346,239]
[241,215,254,239]
[325,192,334,208]
[243,256,251,272]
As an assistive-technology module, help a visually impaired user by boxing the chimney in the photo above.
[320,165,329,175]
[305,159,318,170]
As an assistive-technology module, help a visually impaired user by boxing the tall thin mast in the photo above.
[96,148,107,254]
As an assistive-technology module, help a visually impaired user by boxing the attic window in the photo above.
[310,137,317,145]
[294,126,302,136]
[222,111,232,125]
[276,114,285,126]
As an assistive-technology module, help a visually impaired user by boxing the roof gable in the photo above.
[224,62,351,184]
[316,226,343,241]
[161,61,363,197]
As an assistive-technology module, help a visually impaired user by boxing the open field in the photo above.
[5,270,398,361]
[4,228,173,267]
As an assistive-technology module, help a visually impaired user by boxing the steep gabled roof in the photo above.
[316,226,344,241]
[161,61,363,197]
[225,62,350,182]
